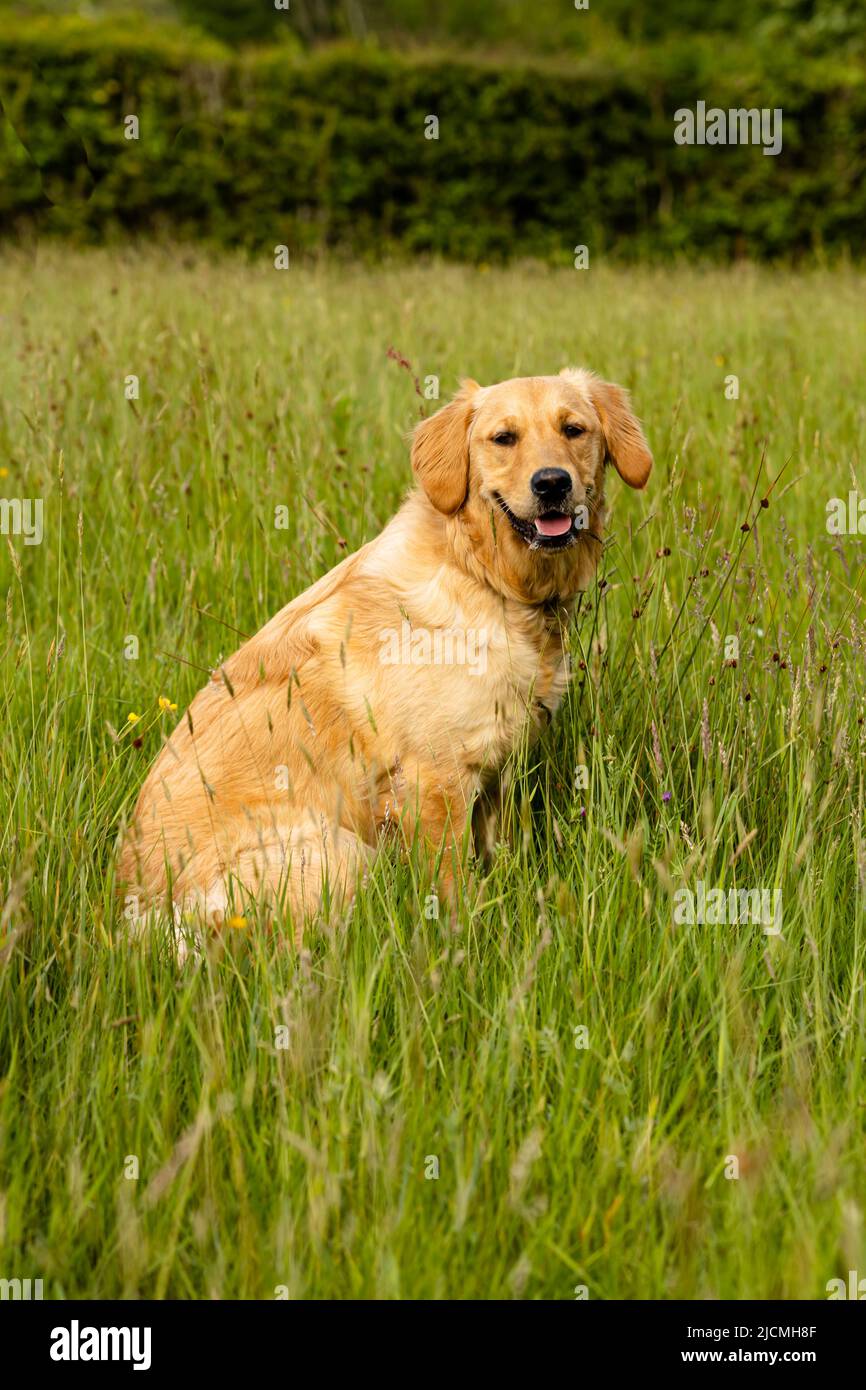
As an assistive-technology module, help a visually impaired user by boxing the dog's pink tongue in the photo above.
[535,514,572,537]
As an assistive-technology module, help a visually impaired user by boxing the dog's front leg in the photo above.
[406,760,475,906]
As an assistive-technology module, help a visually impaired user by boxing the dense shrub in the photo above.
[1,15,864,260]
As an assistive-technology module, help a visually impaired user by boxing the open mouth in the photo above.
[494,495,599,551]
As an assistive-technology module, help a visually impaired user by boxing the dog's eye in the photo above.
[563,423,585,439]
[492,431,517,446]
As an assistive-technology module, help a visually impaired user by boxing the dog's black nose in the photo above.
[530,468,572,503]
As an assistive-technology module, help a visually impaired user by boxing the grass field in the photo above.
[0,248,865,1300]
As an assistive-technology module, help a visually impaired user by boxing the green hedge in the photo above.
[1,15,865,260]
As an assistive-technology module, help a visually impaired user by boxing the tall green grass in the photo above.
[0,249,864,1298]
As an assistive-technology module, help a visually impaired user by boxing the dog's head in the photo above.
[411,369,652,602]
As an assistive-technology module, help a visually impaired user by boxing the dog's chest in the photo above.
[462,615,569,768]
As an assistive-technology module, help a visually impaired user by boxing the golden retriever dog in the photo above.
[119,368,651,947]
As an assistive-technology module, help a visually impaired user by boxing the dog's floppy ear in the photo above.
[411,379,480,514]
[590,377,653,489]
[561,369,652,489]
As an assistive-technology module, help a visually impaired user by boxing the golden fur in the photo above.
[119,369,652,942]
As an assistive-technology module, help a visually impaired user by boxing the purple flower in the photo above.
[662,791,672,803]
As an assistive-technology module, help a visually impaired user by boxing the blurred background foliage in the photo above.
[7,0,866,53]
[0,1,864,259]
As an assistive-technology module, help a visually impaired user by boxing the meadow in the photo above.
[0,248,864,1299]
